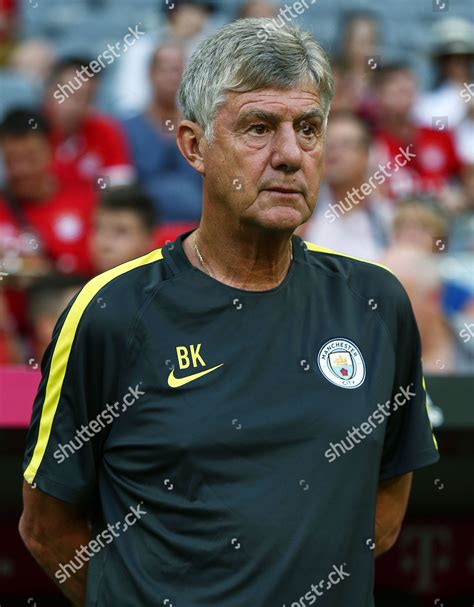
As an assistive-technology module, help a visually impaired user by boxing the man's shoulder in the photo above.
[302,241,417,343]
[66,248,167,339]
[303,240,391,273]
[302,240,406,302]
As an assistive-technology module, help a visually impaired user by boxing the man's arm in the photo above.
[374,472,412,557]
[19,481,91,607]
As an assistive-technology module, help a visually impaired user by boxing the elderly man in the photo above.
[19,19,439,607]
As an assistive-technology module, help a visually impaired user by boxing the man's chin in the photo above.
[241,214,304,233]
[251,206,308,231]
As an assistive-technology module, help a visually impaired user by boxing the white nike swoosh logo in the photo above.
[167,364,224,388]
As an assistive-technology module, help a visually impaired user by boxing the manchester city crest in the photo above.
[317,338,366,389]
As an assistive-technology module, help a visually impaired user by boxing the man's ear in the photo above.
[176,120,206,175]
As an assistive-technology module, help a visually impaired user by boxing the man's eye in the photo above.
[248,124,268,135]
[299,123,318,137]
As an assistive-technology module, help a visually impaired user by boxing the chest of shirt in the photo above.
[104,273,396,480]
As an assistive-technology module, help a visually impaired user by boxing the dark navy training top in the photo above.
[23,228,439,606]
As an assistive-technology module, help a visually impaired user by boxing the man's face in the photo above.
[439,53,473,83]
[1,133,52,200]
[200,86,325,232]
[324,118,369,187]
[394,215,439,252]
[171,4,208,39]
[241,0,278,18]
[90,209,153,272]
[46,67,96,133]
[150,46,184,106]
[378,70,417,119]
[344,18,378,64]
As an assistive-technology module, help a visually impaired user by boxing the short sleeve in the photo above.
[22,292,115,504]
[379,278,440,481]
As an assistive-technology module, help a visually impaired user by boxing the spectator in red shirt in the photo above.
[0,108,96,277]
[44,56,134,189]
[373,63,462,202]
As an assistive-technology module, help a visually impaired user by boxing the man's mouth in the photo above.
[264,187,301,195]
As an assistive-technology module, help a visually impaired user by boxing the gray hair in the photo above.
[177,18,334,142]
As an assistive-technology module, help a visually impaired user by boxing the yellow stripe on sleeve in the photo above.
[23,248,163,484]
[303,241,393,273]
[422,375,439,451]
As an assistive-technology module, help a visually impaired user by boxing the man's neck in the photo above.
[182,225,294,291]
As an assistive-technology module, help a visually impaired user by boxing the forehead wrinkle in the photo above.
[234,86,321,108]
[236,107,324,128]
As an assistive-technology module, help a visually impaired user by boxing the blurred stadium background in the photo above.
[0,0,473,604]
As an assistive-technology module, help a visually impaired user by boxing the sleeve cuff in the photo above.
[379,447,440,481]
[23,470,94,505]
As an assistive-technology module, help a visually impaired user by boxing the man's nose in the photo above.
[270,124,302,173]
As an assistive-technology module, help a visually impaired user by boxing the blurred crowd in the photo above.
[0,0,473,375]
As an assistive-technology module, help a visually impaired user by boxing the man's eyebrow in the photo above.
[297,109,324,122]
[236,108,324,125]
